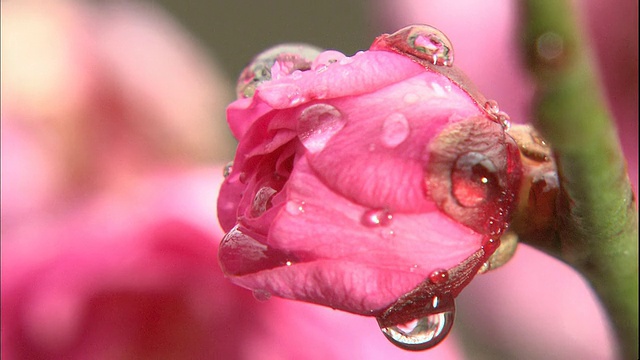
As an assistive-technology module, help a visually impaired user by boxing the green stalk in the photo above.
[519,1,638,358]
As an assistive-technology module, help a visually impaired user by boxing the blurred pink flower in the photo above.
[217,27,522,327]
[1,0,234,232]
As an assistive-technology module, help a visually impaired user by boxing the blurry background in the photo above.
[2,1,637,359]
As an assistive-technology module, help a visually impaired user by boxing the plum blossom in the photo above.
[217,25,523,342]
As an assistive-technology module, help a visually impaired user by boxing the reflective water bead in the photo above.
[377,295,455,351]
[496,111,511,131]
[484,100,500,115]
[403,93,419,104]
[258,82,304,108]
[311,50,346,71]
[536,31,564,63]
[381,113,410,148]
[428,269,449,285]
[236,43,322,98]
[362,209,393,227]
[219,225,296,276]
[285,199,306,216]
[297,104,345,153]
[251,187,277,217]
[223,161,233,178]
[252,289,272,302]
[403,25,454,66]
[451,152,499,207]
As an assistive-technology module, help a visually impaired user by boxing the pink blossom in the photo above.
[217,27,523,321]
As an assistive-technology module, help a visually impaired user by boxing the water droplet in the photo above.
[223,161,233,178]
[380,229,396,239]
[381,113,410,148]
[297,104,345,153]
[483,100,511,131]
[482,237,501,255]
[258,82,305,108]
[285,199,306,215]
[428,269,449,285]
[251,187,277,217]
[403,93,419,104]
[479,232,518,274]
[236,43,322,98]
[496,111,511,131]
[252,289,272,301]
[430,82,448,97]
[451,152,499,207]
[536,32,564,63]
[477,261,491,274]
[377,295,455,351]
[311,50,346,70]
[402,25,454,66]
[362,209,393,227]
[484,100,500,115]
[338,56,354,65]
[291,70,303,80]
[218,225,296,276]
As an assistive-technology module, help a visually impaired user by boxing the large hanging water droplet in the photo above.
[297,104,345,153]
[219,225,296,276]
[381,113,410,148]
[236,43,323,98]
[399,25,454,66]
[377,295,455,351]
[361,209,393,227]
[451,152,499,207]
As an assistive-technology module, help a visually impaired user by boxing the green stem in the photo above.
[519,1,638,359]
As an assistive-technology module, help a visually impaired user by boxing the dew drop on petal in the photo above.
[403,93,419,104]
[311,50,346,70]
[285,199,306,216]
[403,25,454,66]
[252,289,272,301]
[338,56,354,65]
[377,295,455,351]
[258,82,305,108]
[361,209,393,227]
[236,43,322,98]
[219,225,297,276]
[381,113,410,148]
[223,161,233,178]
[297,104,345,153]
[251,187,277,217]
[451,152,499,207]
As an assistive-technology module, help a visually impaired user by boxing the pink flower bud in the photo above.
[217,25,522,350]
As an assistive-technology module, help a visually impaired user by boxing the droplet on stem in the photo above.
[428,269,449,285]
[377,294,455,351]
